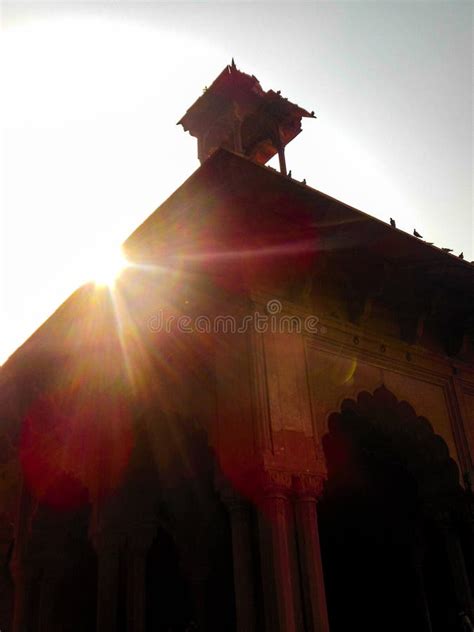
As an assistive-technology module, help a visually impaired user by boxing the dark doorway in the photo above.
[318,387,463,632]
[146,527,194,632]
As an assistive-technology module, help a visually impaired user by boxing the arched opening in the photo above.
[55,536,97,631]
[19,504,98,632]
[0,535,14,631]
[318,386,469,632]
[146,526,194,632]
[141,413,236,632]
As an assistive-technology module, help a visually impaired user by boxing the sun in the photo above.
[92,247,129,286]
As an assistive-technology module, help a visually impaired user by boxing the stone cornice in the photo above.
[249,290,474,385]
[248,292,474,388]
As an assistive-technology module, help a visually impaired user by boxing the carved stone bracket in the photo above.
[292,474,324,501]
[337,258,386,325]
[428,288,471,356]
[260,469,293,497]
[217,463,326,508]
[398,308,426,345]
[345,285,373,325]
[396,276,431,344]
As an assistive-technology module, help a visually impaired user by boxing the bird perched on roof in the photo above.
[277,90,281,95]
[311,110,315,116]
[390,218,396,228]
[302,178,307,185]
[459,252,464,259]
[413,229,423,238]
[288,170,292,178]
[441,248,453,253]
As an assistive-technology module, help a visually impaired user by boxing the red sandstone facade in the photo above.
[0,64,473,632]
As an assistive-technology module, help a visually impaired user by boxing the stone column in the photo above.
[127,528,154,632]
[0,520,14,631]
[222,493,257,632]
[259,470,300,632]
[461,485,474,594]
[38,566,61,632]
[95,536,121,632]
[411,545,433,632]
[11,562,35,632]
[11,480,36,632]
[271,124,287,176]
[293,474,329,632]
[437,510,474,619]
[189,574,208,632]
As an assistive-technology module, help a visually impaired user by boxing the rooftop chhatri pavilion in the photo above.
[178,60,315,173]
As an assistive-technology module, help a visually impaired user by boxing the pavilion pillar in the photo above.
[222,493,257,632]
[11,481,33,632]
[277,146,287,176]
[258,470,300,632]
[11,563,34,632]
[127,548,146,632]
[95,536,120,632]
[438,511,474,618]
[127,528,154,632]
[461,486,474,593]
[190,575,208,631]
[411,545,433,632]
[271,124,287,176]
[38,567,61,632]
[293,474,329,632]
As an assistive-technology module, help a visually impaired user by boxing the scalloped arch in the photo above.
[324,385,460,497]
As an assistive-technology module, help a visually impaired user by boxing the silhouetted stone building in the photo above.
[1,63,473,632]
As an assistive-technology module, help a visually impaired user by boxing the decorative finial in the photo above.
[231,57,236,68]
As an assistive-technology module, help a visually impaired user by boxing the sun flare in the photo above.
[91,247,129,286]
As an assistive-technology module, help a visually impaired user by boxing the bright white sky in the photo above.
[1,1,472,364]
